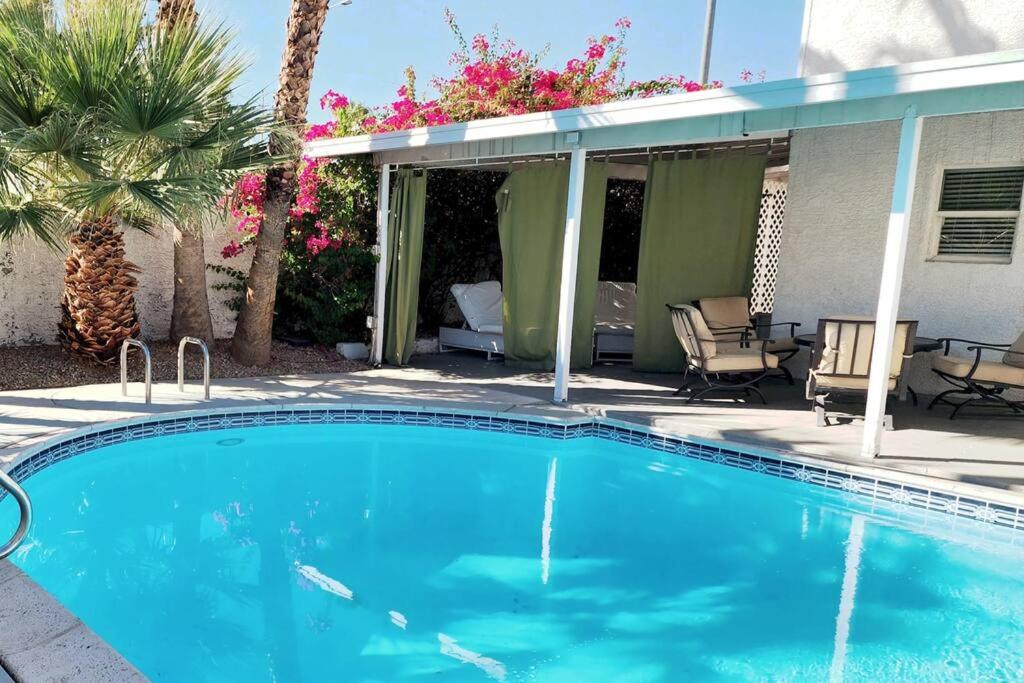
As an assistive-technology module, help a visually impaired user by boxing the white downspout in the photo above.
[370,164,391,367]
[553,143,588,403]
[861,109,922,457]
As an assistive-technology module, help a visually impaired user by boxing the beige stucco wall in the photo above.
[799,0,1024,76]
[0,221,249,346]
[773,110,1024,392]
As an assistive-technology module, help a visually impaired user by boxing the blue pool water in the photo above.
[2,423,1023,682]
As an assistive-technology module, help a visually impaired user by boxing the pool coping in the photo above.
[1,401,1022,682]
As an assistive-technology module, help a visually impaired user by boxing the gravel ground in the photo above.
[0,340,368,392]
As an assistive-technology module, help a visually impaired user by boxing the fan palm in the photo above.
[0,0,274,363]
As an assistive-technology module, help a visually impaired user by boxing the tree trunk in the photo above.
[59,215,141,365]
[231,0,330,366]
[158,0,213,345]
[170,226,215,343]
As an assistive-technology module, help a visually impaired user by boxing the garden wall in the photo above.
[0,222,249,346]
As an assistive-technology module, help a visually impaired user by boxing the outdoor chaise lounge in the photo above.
[667,304,779,404]
[594,281,636,361]
[928,332,1024,418]
[695,296,800,384]
[806,316,918,429]
[439,281,505,360]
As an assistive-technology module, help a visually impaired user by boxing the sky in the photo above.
[188,0,807,124]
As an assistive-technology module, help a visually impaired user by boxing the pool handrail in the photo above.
[120,338,152,404]
[177,337,210,400]
[0,468,31,560]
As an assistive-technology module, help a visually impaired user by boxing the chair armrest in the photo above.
[705,322,752,333]
[967,344,1023,356]
[756,321,801,336]
[936,337,1011,355]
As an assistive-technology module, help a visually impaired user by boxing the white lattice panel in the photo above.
[750,179,787,314]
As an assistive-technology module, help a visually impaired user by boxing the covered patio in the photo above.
[306,49,1024,462]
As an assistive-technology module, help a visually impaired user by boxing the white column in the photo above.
[553,146,588,403]
[370,164,391,367]
[861,109,922,457]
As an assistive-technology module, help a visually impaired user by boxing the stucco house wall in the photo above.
[780,0,1024,393]
[773,110,1024,392]
[799,0,1024,76]
[0,222,248,346]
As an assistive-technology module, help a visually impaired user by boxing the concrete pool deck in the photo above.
[2,352,1023,503]
[1,352,1023,681]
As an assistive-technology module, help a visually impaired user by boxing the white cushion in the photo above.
[451,281,503,333]
[594,281,637,328]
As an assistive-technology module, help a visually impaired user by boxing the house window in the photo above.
[933,166,1024,262]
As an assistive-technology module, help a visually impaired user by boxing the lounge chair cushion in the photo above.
[814,375,897,391]
[1005,331,1024,369]
[702,349,779,372]
[594,282,636,330]
[699,296,751,344]
[718,337,798,354]
[670,305,717,359]
[450,281,503,333]
[933,354,1024,386]
[594,322,634,337]
[814,316,912,378]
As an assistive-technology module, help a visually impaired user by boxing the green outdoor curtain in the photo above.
[384,169,427,365]
[633,154,767,372]
[496,161,609,370]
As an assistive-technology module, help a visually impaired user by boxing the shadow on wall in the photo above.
[801,0,1001,76]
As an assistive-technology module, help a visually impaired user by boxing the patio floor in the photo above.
[1,350,1022,505]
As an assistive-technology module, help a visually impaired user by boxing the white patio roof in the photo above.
[306,49,1024,166]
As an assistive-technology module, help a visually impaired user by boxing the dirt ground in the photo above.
[0,340,368,392]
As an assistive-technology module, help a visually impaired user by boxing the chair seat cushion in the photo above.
[933,355,1024,386]
[814,375,896,391]
[703,349,779,372]
[716,338,798,354]
[767,337,799,352]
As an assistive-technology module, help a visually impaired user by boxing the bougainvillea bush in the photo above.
[318,14,721,135]
[222,12,739,344]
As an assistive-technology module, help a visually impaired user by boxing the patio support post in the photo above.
[370,164,391,366]
[553,144,588,403]
[861,108,922,457]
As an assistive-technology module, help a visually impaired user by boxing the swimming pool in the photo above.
[2,410,1023,681]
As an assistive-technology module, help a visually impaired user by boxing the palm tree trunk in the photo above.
[231,0,330,366]
[170,225,215,343]
[158,0,213,344]
[59,215,141,365]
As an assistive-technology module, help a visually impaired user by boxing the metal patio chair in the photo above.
[928,331,1024,418]
[667,304,780,404]
[695,296,801,385]
[806,316,918,429]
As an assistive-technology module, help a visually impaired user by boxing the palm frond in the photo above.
[8,112,105,179]
[0,192,71,248]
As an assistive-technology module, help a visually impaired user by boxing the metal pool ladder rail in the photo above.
[0,469,31,560]
[178,337,211,400]
[120,339,152,404]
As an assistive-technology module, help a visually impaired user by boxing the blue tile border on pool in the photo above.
[3,406,1022,532]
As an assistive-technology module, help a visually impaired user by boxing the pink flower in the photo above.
[740,69,753,83]
[472,33,489,54]
[221,241,243,259]
[318,89,350,111]
[586,43,606,60]
[304,121,337,141]
[614,16,632,29]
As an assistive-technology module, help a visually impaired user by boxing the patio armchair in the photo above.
[806,316,918,428]
[667,304,780,404]
[928,331,1024,418]
[695,296,800,385]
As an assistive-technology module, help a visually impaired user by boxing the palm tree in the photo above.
[231,0,331,366]
[0,0,273,363]
[157,0,214,344]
